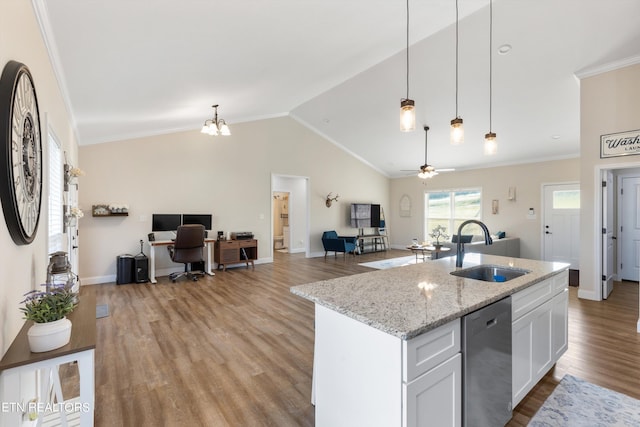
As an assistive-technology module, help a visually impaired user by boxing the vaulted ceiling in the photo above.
[33,0,640,177]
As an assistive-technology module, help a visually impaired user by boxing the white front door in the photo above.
[602,171,614,299]
[620,176,640,281]
[543,183,580,269]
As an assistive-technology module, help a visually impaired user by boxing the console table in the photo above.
[149,238,216,284]
[214,239,258,271]
[0,287,96,426]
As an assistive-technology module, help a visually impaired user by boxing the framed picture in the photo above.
[600,129,640,158]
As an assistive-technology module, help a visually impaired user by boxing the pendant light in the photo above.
[201,104,231,136]
[484,0,497,155]
[418,126,438,179]
[450,0,464,145]
[400,0,415,132]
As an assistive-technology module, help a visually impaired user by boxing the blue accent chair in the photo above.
[322,231,358,259]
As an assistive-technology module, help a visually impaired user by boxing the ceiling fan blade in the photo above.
[435,168,455,172]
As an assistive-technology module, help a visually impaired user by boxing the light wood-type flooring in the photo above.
[66,250,639,426]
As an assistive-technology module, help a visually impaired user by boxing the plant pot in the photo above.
[27,318,72,353]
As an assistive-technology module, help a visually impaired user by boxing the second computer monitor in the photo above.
[182,214,212,230]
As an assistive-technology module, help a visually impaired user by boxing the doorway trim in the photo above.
[592,162,640,301]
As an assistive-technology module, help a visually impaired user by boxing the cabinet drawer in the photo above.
[239,239,257,248]
[512,277,553,321]
[552,270,568,293]
[218,240,239,249]
[403,319,460,383]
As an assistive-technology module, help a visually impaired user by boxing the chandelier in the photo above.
[200,104,231,136]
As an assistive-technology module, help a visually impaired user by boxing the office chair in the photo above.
[167,224,206,282]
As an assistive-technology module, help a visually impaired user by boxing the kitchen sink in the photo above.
[450,264,530,282]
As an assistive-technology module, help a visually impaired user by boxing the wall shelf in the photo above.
[92,204,129,217]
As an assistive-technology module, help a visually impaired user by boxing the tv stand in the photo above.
[357,234,388,254]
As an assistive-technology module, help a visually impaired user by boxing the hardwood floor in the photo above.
[71,251,639,426]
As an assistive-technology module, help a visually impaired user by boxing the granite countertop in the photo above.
[290,253,569,340]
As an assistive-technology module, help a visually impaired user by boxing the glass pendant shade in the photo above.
[400,99,416,132]
[200,124,209,134]
[450,117,464,144]
[219,122,231,136]
[484,132,497,155]
[208,124,219,136]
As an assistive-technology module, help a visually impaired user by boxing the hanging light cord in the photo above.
[406,0,410,100]
[455,0,459,117]
[489,0,493,132]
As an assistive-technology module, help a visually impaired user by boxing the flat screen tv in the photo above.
[152,214,182,232]
[350,203,381,228]
[182,214,212,230]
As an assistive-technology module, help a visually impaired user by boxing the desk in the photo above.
[149,238,216,284]
[0,287,96,426]
[407,245,451,262]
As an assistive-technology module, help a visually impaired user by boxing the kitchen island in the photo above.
[291,253,569,427]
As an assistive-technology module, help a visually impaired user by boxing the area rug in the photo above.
[358,255,419,270]
[529,374,640,426]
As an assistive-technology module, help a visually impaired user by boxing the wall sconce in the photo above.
[325,193,339,208]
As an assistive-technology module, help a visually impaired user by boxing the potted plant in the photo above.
[20,286,77,353]
[429,225,449,248]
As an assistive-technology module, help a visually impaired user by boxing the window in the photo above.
[425,188,482,240]
[552,190,580,209]
[48,133,63,253]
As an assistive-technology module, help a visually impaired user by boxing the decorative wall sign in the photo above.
[600,129,640,158]
[399,194,412,217]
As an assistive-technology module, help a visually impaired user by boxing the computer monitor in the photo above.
[182,214,212,230]
[152,214,182,232]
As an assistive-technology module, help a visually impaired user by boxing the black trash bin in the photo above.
[116,254,134,285]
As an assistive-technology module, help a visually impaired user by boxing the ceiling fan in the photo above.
[401,126,455,178]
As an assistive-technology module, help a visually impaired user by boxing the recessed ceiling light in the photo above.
[552,135,560,139]
[497,44,512,55]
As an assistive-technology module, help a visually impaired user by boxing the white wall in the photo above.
[389,158,580,260]
[0,0,77,355]
[78,116,390,283]
[579,63,640,301]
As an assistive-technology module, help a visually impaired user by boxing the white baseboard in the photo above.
[577,288,600,301]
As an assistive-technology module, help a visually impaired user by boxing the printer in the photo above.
[231,232,254,240]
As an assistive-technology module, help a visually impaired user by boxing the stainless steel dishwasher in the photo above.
[462,296,512,427]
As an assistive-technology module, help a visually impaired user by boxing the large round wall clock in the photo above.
[0,61,43,245]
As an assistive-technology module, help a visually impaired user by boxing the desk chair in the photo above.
[167,224,206,282]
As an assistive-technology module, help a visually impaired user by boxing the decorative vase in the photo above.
[434,243,443,250]
[27,318,72,353]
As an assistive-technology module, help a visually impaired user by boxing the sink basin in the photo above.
[450,264,530,282]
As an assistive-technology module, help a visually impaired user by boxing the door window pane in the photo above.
[553,190,580,209]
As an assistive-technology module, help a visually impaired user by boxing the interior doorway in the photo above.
[273,192,290,252]
[271,174,310,260]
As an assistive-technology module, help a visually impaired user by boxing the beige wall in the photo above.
[78,116,389,283]
[580,63,640,301]
[389,158,580,260]
[0,1,77,356]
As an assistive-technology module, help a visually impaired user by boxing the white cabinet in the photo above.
[404,353,461,427]
[511,271,568,406]
[403,319,461,427]
[314,305,461,427]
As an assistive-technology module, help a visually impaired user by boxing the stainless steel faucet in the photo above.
[455,220,493,267]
